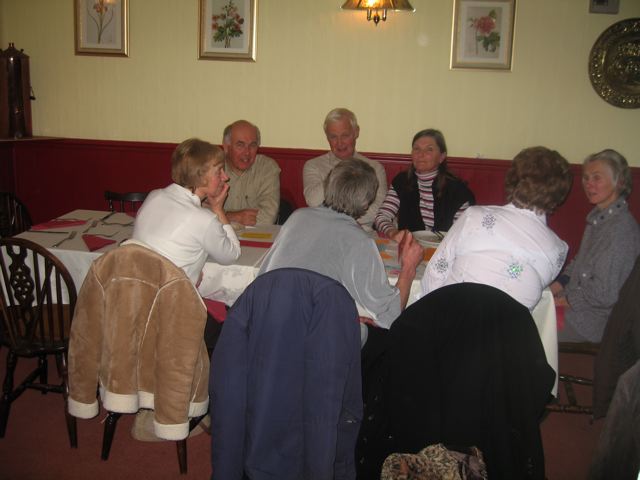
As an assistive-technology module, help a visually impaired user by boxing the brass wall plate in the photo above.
[588,18,640,109]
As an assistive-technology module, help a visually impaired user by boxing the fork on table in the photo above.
[52,231,77,248]
[82,220,99,233]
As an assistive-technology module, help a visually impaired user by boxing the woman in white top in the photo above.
[133,138,241,286]
[420,146,573,310]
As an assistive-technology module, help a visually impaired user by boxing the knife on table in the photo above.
[100,211,117,222]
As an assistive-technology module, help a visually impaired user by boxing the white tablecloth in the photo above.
[12,210,558,394]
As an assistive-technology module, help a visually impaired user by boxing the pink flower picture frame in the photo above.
[450,0,516,70]
[199,0,257,61]
[74,0,128,57]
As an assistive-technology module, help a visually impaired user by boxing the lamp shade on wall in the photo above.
[341,0,415,25]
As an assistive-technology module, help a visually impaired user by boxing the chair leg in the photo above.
[38,355,48,394]
[59,352,77,448]
[0,351,18,438]
[101,412,122,460]
[65,411,78,448]
[174,414,207,474]
[176,439,188,474]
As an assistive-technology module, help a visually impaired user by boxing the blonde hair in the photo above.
[171,138,224,189]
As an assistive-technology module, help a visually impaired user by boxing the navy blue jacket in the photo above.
[210,268,362,480]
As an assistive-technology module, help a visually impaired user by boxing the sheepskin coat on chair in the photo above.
[67,242,209,440]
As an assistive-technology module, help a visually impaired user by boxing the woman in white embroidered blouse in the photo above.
[133,138,241,286]
[420,146,573,310]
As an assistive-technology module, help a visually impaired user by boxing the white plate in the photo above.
[412,230,442,248]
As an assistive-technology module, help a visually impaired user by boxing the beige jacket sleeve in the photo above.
[357,157,388,232]
[254,157,281,225]
[303,155,331,207]
[67,264,103,419]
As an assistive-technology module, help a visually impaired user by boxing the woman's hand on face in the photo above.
[206,183,230,211]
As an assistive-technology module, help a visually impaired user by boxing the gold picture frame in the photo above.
[450,0,515,70]
[199,0,257,61]
[74,0,129,57]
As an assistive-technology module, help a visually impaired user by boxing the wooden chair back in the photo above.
[0,191,32,237]
[104,190,148,213]
[0,237,77,446]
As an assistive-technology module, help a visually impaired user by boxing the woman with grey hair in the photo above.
[259,159,423,333]
[552,149,640,343]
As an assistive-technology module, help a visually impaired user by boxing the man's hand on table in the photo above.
[226,209,258,226]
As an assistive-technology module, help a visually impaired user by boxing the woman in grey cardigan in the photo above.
[552,149,640,343]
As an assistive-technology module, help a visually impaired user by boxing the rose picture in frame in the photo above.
[450,0,516,70]
[199,0,257,61]
[74,0,128,57]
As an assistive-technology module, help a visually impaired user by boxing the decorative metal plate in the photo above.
[588,18,640,109]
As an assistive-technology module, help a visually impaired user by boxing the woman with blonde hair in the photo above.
[133,138,240,285]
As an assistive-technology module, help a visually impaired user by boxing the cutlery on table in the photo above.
[92,230,120,238]
[82,220,99,233]
[99,211,117,223]
[52,231,77,248]
[102,219,134,226]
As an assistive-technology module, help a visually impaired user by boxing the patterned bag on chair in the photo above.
[381,443,488,480]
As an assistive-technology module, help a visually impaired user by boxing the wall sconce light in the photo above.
[341,0,415,26]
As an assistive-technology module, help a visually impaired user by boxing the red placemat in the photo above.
[239,240,273,249]
[31,219,86,230]
[82,234,116,252]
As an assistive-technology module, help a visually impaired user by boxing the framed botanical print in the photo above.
[199,0,257,61]
[74,0,128,57]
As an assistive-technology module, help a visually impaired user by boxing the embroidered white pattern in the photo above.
[481,213,496,230]
[434,257,448,274]
[507,262,524,279]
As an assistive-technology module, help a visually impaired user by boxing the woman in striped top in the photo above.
[374,129,475,241]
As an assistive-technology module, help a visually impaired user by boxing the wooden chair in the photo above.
[67,243,210,474]
[546,342,599,415]
[104,190,148,213]
[0,191,32,237]
[548,256,640,417]
[0,238,77,447]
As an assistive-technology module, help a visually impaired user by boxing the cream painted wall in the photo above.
[1,0,639,164]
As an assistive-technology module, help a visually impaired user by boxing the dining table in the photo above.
[13,208,559,395]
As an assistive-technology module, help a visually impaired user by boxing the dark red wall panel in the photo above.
[5,138,639,260]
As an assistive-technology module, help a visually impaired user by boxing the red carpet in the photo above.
[0,357,211,480]
[0,352,600,479]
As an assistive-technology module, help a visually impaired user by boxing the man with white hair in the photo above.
[303,107,387,231]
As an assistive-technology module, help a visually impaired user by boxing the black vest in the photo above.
[392,171,475,232]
